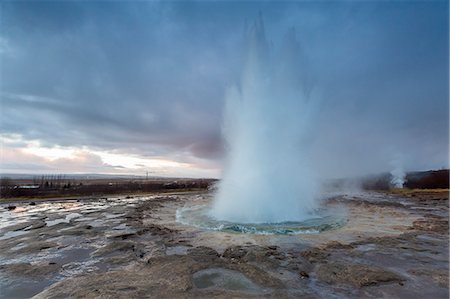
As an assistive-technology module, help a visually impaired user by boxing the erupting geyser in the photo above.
[211,17,319,223]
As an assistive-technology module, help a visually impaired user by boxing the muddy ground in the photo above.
[0,190,448,298]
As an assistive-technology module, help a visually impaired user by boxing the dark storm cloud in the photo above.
[1,2,233,157]
[0,1,448,177]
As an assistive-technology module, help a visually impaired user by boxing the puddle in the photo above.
[0,275,56,299]
[193,268,266,294]
[52,247,93,264]
[46,213,82,227]
[112,223,129,230]
[356,244,377,252]
[0,230,29,240]
[105,229,137,238]
[166,245,191,255]
[0,246,100,298]
[105,213,126,219]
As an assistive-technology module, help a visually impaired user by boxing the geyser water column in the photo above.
[211,17,319,224]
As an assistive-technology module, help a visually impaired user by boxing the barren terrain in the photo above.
[0,189,448,298]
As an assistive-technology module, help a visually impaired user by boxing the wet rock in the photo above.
[29,202,36,206]
[187,246,220,263]
[14,241,57,254]
[222,245,286,267]
[6,205,16,211]
[300,248,329,263]
[1,221,34,232]
[323,241,354,250]
[104,254,136,265]
[222,246,248,260]
[316,262,404,287]
[408,268,449,288]
[34,256,195,298]
[351,235,401,248]
[142,224,176,236]
[132,243,147,259]
[63,225,100,236]
[228,263,284,288]
[92,241,136,257]
[165,245,191,256]
[24,220,46,230]
[0,261,60,277]
[166,238,192,246]
[412,216,449,233]
[108,231,137,240]
[299,271,309,279]
[192,267,267,294]
[0,190,447,298]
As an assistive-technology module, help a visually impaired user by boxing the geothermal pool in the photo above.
[176,204,347,234]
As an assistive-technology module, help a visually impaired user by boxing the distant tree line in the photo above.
[0,176,216,198]
[32,175,80,190]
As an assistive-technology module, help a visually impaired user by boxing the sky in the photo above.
[0,1,448,179]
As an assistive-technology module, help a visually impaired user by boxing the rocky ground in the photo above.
[0,190,448,298]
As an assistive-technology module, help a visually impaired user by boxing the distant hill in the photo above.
[404,169,449,189]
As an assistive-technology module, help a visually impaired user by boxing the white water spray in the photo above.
[390,159,405,188]
[211,17,319,223]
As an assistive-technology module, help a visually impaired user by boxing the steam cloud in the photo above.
[390,158,406,188]
[211,16,320,223]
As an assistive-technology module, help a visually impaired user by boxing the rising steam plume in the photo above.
[211,16,319,223]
